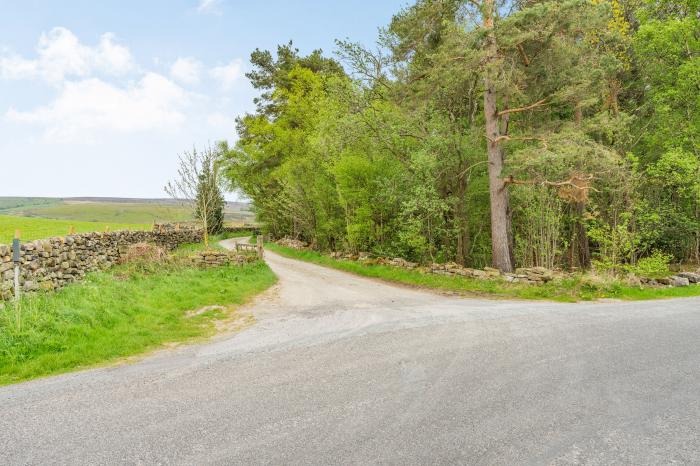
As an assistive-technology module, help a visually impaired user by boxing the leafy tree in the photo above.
[166,144,225,247]
[632,0,700,261]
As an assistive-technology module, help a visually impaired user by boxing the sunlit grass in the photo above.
[0,259,276,386]
[0,214,148,244]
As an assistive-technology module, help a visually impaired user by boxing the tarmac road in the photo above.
[1,239,698,465]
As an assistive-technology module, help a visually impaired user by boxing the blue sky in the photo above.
[0,0,408,199]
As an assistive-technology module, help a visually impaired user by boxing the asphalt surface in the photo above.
[1,240,699,465]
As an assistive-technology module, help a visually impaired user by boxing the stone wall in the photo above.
[189,250,258,267]
[330,251,563,285]
[0,227,202,301]
[281,238,700,288]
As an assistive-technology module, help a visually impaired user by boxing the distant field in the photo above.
[11,202,194,224]
[0,215,148,244]
[0,197,59,211]
[0,197,255,224]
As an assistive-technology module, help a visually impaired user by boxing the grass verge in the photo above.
[266,243,700,302]
[0,260,276,386]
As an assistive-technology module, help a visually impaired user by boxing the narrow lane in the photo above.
[1,240,698,464]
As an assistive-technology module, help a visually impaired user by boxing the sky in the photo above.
[0,0,408,200]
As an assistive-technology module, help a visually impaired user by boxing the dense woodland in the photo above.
[224,0,700,273]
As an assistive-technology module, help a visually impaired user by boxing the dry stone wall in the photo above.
[0,226,202,301]
[190,250,257,267]
[277,238,700,288]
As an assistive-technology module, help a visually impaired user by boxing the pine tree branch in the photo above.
[503,174,599,192]
[498,98,549,117]
[516,43,530,66]
[487,135,549,149]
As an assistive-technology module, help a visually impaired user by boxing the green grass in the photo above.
[0,260,277,386]
[0,214,149,244]
[267,243,700,302]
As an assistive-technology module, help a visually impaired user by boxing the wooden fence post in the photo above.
[256,234,264,259]
[12,230,21,302]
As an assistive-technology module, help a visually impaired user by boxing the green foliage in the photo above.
[625,250,673,278]
[223,0,700,271]
[588,212,640,270]
[513,185,566,269]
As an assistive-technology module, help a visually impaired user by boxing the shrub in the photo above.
[625,250,672,279]
[119,242,169,274]
[121,242,168,263]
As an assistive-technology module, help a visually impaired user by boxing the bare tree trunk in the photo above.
[482,0,514,273]
[203,216,209,248]
[573,103,590,269]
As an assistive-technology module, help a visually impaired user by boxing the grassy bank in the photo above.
[0,214,149,244]
[267,243,700,302]
[0,259,276,386]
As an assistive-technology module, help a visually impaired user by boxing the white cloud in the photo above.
[170,57,202,85]
[94,33,133,75]
[0,52,37,80]
[6,73,188,143]
[197,0,222,14]
[0,27,133,83]
[209,59,242,90]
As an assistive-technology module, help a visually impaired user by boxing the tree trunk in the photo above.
[574,201,591,268]
[482,0,514,273]
[203,216,209,248]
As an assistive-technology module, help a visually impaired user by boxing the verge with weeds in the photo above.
[0,243,275,386]
[266,243,700,302]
